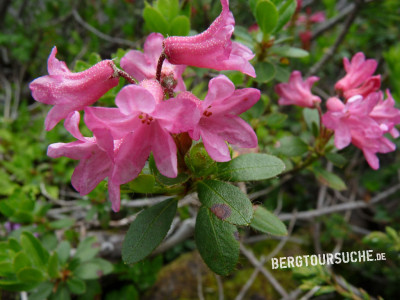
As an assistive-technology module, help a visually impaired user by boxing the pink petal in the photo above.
[151,122,178,178]
[108,180,121,212]
[143,32,164,63]
[47,46,71,75]
[120,50,154,82]
[71,151,112,195]
[213,88,260,115]
[47,141,97,160]
[91,127,114,160]
[200,128,231,162]
[203,75,235,108]
[64,111,85,141]
[45,104,73,131]
[363,149,379,170]
[115,84,156,115]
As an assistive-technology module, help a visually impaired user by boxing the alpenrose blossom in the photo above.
[121,33,186,92]
[29,47,119,131]
[322,94,396,170]
[84,80,199,184]
[47,111,123,211]
[182,75,260,162]
[335,52,379,97]
[163,0,256,77]
[275,71,321,108]
[370,90,400,138]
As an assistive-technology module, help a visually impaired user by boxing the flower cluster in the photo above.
[275,52,400,170]
[30,0,259,211]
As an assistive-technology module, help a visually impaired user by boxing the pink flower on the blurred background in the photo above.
[370,90,400,138]
[322,93,397,170]
[275,71,321,108]
[121,33,186,92]
[47,111,122,211]
[183,75,260,162]
[335,52,379,99]
[163,0,256,77]
[29,47,119,131]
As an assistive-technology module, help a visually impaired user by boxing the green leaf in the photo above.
[169,15,190,36]
[255,0,279,34]
[122,198,177,264]
[271,46,309,58]
[143,6,169,36]
[67,277,86,295]
[254,61,276,83]
[51,285,70,300]
[326,152,347,167]
[74,237,99,262]
[17,267,45,283]
[216,153,285,182]
[273,0,297,33]
[0,262,14,276]
[13,252,32,273]
[47,253,59,278]
[56,241,71,265]
[49,218,75,229]
[128,174,156,193]
[195,206,239,276]
[197,180,253,225]
[275,136,308,157]
[250,205,287,236]
[0,279,38,292]
[29,282,53,300]
[74,262,103,280]
[265,112,287,127]
[314,167,347,191]
[157,0,179,22]
[20,232,49,268]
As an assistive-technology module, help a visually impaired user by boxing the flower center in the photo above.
[138,113,154,125]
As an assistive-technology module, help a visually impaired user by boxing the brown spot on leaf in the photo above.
[211,204,231,220]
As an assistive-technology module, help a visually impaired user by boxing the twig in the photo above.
[40,182,78,206]
[278,183,400,221]
[249,175,292,200]
[240,244,288,298]
[299,286,321,300]
[215,274,224,300]
[307,0,363,76]
[72,10,137,48]
[122,196,170,207]
[0,73,12,119]
[235,256,267,300]
[197,263,205,300]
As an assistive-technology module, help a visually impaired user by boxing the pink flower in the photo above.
[47,111,122,211]
[183,75,260,162]
[322,94,396,170]
[370,90,400,138]
[275,71,321,108]
[343,75,381,100]
[85,80,199,184]
[29,47,119,131]
[163,0,256,77]
[309,11,326,23]
[335,52,378,94]
[121,33,186,92]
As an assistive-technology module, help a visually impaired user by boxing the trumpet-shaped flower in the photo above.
[163,0,256,77]
[85,80,199,184]
[184,75,260,162]
[121,33,186,92]
[275,71,321,108]
[29,47,119,130]
[47,111,123,212]
[335,52,378,94]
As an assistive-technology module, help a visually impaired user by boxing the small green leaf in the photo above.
[56,241,71,265]
[195,206,239,276]
[254,61,276,83]
[74,237,99,262]
[74,262,103,280]
[271,46,309,58]
[273,0,297,33]
[143,6,169,36]
[265,112,287,127]
[157,0,179,22]
[197,180,253,225]
[52,285,70,300]
[255,0,279,34]
[0,262,14,276]
[67,277,86,294]
[29,282,53,300]
[17,267,44,283]
[49,218,75,229]
[128,174,156,193]
[13,252,32,273]
[122,198,177,264]
[47,253,59,278]
[250,205,287,236]
[185,143,217,177]
[20,232,49,268]
[314,167,347,191]
[326,152,347,167]
[216,153,285,182]
[169,15,190,36]
[275,136,308,157]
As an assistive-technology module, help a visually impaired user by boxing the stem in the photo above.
[156,53,166,83]
[109,61,137,84]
